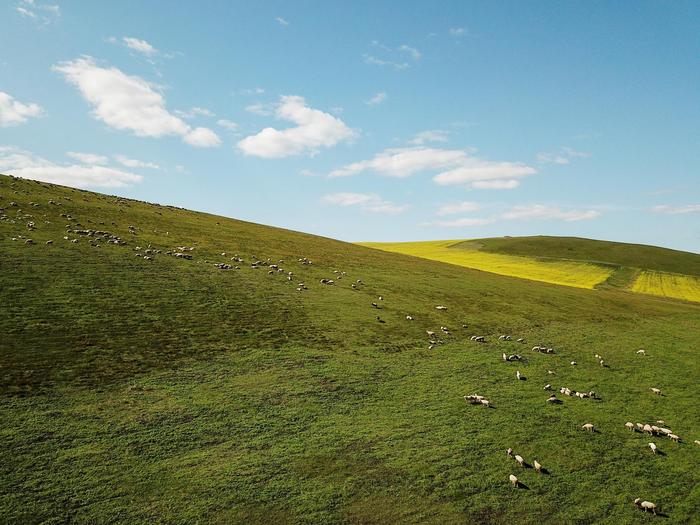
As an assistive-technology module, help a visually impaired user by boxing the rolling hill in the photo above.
[1,173,699,524]
[361,238,700,303]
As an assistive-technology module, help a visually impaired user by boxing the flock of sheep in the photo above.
[2,177,698,519]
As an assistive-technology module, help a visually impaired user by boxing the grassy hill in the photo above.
[361,238,700,303]
[1,174,699,524]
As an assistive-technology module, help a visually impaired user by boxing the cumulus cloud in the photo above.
[217,119,238,131]
[237,95,356,158]
[366,92,387,106]
[537,146,589,165]
[329,147,535,189]
[408,130,449,145]
[651,204,700,215]
[0,146,141,188]
[436,201,481,216]
[122,37,158,57]
[500,204,600,222]
[66,151,108,165]
[53,56,220,148]
[0,91,43,126]
[321,192,408,214]
[113,154,160,169]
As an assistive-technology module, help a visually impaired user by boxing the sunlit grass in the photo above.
[630,270,700,302]
[360,240,614,289]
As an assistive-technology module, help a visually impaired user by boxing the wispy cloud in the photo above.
[275,16,289,26]
[175,106,215,119]
[321,192,408,214]
[500,204,600,221]
[330,147,536,190]
[363,54,409,70]
[651,204,700,215]
[436,201,481,216]
[217,119,238,131]
[53,56,221,147]
[432,217,494,227]
[398,44,422,60]
[408,130,449,145]
[449,27,466,37]
[237,95,356,158]
[245,101,275,116]
[366,92,387,106]
[15,0,60,25]
[0,145,141,188]
[122,36,158,57]
[0,91,43,126]
[66,151,108,165]
[113,154,160,169]
[537,146,590,165]
[363,41,421,70]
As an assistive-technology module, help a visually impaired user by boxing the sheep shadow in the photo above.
[537,467,551,475]
[514,482,530,490]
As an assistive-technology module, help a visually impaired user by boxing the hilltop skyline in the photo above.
[1,1,698,252]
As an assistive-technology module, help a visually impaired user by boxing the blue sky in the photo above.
[1,1,698,252]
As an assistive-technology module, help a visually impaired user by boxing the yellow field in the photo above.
[360,240,614,289]
[630,270,700,302]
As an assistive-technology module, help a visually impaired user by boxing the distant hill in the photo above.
[1,174,699,524]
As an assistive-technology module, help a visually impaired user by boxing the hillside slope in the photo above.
[1,174,699,524]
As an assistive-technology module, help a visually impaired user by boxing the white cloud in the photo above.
[0,91,43,126]
[398,45,422,60]
[500,204,600,222]
[366,92,387,106]
[53,56,220,148]
[432,217,494,227]
[237,95,356,158]
[217,119,238,131]
[321,192,408,214]
[363,54,409,70]
[245,101,274,116]
[651,204,700,215]
[15,1,60,24]
[437,201,481,216]
[537,146,590,165]
[183,127,222,147]
[329,146,535,189]
[113,154,160,169]
[408,130,449,145]
[66,151,108,165]
[0,145,141,188]
[122,37,158,57]
[175,106,215,119]
[275,16,289,26]
[449,27,466,37]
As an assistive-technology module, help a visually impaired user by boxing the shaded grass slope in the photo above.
[1,175,699,524]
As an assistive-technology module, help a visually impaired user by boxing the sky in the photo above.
[1,1,699,252]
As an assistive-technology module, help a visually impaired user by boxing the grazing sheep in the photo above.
[502,353,508,361]
[650,387,662,395]
[625,422,635,431]
[636,423,644,432]
[599,359,605,367]
[371,302,379,308]
[634,499,657,514]
[547,395,561,404]
[570,361,577,366]
[694,440,700,446]
[636,349,646,355]
[406,315,413,321]
[659,428,672,436]
[643,424,654,435]
[514,455,524,467]
[480,399,490,407]
[507,448,513,457]
[543,384,552,391]
[668,434,680,442]
[547,370,555,375]
[426,331,435,337]
[509,474,518,487]
[534,460,542,473]
[517,338,525,343]
[582,423,594,432]
[516,371,522,380]
[648,442,658,454]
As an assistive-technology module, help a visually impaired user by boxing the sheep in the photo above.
[480,399,490,407]
[378,296,383,301]
[502,353,508,361]
[508,354,522,361]
[426,331,435,337]
[371,302,379,309]
[636,423,644,432]
[633,498,657,515]
[648,442,658,454]
[694,440,700,446]
[514,454,524,467]
[499,335,512,341]
[650,387,662,395]
[517,338,525,343]
[547,370,555,375]
[534,460,542,473]
[516,371,522,380]
[509,474,519,487]
[435,305,447,310]
[543,384,552,391]
[625,422,635,431]
[636,349,646,355]
[643,424,654,435]
[599,359,605,367]
[570,361,577,366]
[547,395,561,404]
[668,434,680,442]
[582,423,594,432]
[406,315,413,321]
[507,448,513,457]
[659,428,672,436]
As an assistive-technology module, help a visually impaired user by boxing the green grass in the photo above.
[1,174,699,524]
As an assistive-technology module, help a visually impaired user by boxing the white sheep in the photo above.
[636,349,646,355]
[516,371,522,380]
[406,315,413,321]
[543,384,552,391]
[534,460,542,473]
[625,422,635,431]
[694,440,700,446]
[507,448,513,457]
[514,454,524,467]
[634,498,657,514]
[650,387,662,395]
[582,423,594,432]
[648,442,658,454]
[570,361,577,366]
[509,474,518,487]
[636,423,644,432]
[480,399,490,407]
[643,424,654,435]
[668,434,680,442]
